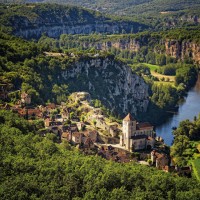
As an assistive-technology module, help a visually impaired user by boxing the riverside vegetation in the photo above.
[171,114,200,180]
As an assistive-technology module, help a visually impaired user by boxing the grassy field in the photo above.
[192,159,200,181]
[143,63,175,84]
[151,71,175,82]
[142,63,160,72]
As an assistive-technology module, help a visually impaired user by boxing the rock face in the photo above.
[15,22,142,39]
[77,36,200,64]
[61,56,149,116]
[4,4,147,39]
[82,38,140,52]
[83,37,200,64]
[165,40,200,64]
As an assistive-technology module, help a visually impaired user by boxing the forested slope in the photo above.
[3,1,200,30]
[0,4,148,39]
[23,0,200,16]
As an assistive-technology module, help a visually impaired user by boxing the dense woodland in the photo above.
[0,110,200,200]
[171,115,200,174]
[4,0,200,31]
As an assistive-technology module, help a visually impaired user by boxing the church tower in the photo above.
[120,113,136,150]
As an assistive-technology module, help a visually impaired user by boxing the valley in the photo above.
[0,1,200,199]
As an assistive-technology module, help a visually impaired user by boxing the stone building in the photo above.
[21,92,31,105]
[120,113,155,151]
[151,150,169,169]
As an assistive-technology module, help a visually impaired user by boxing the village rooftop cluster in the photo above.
[0,91,192,176]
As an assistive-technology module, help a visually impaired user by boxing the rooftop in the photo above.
[137,122,153,130]
[123,113,135,121]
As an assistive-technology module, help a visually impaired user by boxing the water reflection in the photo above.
[156,75,200,146]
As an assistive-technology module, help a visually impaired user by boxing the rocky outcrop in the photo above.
[15,22,142,39]
[83,37,200,64]
[78,36,200,64]
[61,56,149,116]
[3,4,147,39]
[82,38,140,52]
[165,40,200,64]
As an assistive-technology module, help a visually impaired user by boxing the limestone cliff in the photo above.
[2,4,147,39]
[165,40,200,64]
[67,34,200,64]
[61,56,149,116]
[15,22,141,39]
[82,38,140,52]
[79,36,200,64]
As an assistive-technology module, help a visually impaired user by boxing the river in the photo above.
[155,74,200,146]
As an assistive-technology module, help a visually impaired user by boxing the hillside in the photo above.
[0,30,150,117]
[23,0,200,15]
[50,29,200,64]
[0,4,148,39]
[24,0,200,25]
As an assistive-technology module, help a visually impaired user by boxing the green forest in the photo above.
[4,0,200,31]
[1,110,200,200]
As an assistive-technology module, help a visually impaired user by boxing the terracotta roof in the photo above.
[72,132,82,137]
[137,122,153,130]
[46,103,56,109]
[123,113,135,121]
[84,137,93,145]
[62,132,69,139]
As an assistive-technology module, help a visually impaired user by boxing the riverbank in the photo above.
[156,74,200,146]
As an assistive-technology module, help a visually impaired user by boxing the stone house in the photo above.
[61,108,69,120]
[77,122,85,131]
[21,92,31,105]
[82,137,95,149]
[61,132,70,141]
[44,118,62,127]
[83,130,98,143]
[109,125,120,137]
[55,114,64,122]
[17,108,42,119]
[71,132,83,144]
[131,135,148,150]
[46,103,56,110]
[151,150,169,169]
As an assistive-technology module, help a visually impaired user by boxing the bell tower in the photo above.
[121,113,136,150]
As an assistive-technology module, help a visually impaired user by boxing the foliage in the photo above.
[192,159,200,181]
[151,83,178,109]
[1,109,200,199]
[171,115,200,166]
[175,65,198,89]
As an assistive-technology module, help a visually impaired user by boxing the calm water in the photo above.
[155,75,200,146]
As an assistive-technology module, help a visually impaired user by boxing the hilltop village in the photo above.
[0,90,191,176]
